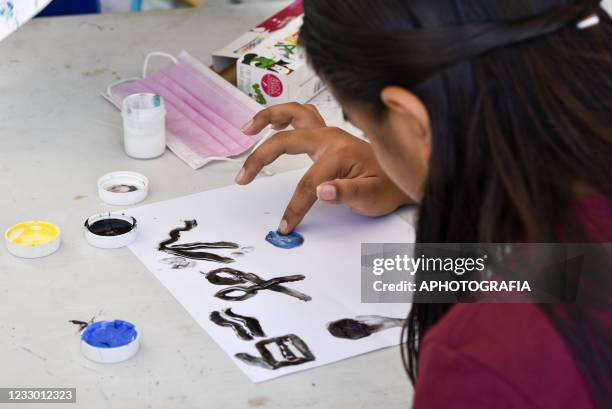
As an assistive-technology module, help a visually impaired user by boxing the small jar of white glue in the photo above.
[122,93,166,159]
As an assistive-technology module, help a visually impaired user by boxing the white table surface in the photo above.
[0,3,415,408]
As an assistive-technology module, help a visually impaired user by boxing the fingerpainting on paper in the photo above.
[126,169,414,382]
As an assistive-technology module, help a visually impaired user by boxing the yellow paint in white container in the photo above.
[4,221,61,258]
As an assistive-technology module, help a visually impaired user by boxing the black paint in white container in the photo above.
[84,213,137,249]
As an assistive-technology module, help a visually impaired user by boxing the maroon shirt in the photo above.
[413,195,612,409]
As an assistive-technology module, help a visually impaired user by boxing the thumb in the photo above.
[316,178,381,207]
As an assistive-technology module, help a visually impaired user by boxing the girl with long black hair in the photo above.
[236,0,612,407]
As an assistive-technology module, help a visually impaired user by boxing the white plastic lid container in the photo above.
[97,171,149,206]
[4,221,61,258]
[122,93,166,159]
[80,320,140,364]
[84,213,137,249]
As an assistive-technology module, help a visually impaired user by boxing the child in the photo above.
[236,1,611,408]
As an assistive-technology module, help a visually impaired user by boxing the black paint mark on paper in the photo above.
[160,257,196,269]
[235,334,315,370]
[210,311,251,340]
[224,308,265,337]
[209,308,265,341]
[158,220,238,263]
[203,268,312,302]
[327,316,405,340]
[230,246,254,258]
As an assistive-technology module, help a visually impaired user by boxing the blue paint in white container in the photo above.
[82,320,137,348]
[80,320,140,363]
[265,231,304,249]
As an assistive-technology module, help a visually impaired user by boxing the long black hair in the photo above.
[300,0,612,406]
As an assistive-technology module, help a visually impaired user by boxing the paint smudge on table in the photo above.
[69,318,94,332]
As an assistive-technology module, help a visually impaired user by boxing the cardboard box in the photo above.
[212,0,303,72]
[212,0,324,106]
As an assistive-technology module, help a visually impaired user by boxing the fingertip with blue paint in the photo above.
[265,230,304,249]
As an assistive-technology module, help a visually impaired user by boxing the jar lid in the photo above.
[4,221,61,258]
[80,320,140,364]
[98,171,149,206]
[84,213,137,249]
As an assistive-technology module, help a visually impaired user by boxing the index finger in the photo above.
[236,129,320,185]
[278,159,341,234]
[242,103,325,135]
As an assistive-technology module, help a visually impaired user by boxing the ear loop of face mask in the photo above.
[105,51,275,176]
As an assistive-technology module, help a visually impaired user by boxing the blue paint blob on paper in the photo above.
[265,231,304,249]
[81,320,138,348]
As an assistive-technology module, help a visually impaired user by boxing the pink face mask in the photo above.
[104,51,268,169]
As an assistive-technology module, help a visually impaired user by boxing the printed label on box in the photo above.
[237,15,324,106]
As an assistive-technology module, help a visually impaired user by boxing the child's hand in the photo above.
[241,102,327,133]
[237,103,413,234]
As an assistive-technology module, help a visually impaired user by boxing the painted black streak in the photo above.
[158,220,238,263]
[235,334,315,370]
[327,316,406,340]
[209,308,265,341]
[69,318,94,332]
[224,308,265,337]
[210,311,252,340]
[203,268,312,302]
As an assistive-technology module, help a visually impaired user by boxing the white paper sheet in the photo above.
[126,169,414,382]
[0,1,52,42]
